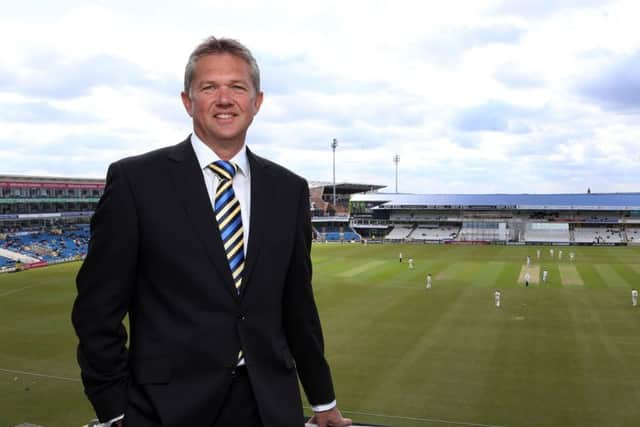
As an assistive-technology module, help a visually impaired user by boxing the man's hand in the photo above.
[307,407,352,427]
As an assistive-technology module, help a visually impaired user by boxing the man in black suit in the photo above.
[72,36,352,427]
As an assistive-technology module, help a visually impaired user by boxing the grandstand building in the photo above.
[4,172,640,271]
[0,174,104,231]
[309,181,384,242]
[349,193,640,245]
[0,174,103,271]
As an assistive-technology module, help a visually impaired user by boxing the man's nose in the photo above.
[214,87,233,105]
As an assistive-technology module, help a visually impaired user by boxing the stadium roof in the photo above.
[350,193,640,211]
[0,174,104,184]
[308,181,385,194]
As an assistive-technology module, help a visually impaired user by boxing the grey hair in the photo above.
[183,36,261,94]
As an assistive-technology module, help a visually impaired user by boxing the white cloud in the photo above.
[0,0,639,193]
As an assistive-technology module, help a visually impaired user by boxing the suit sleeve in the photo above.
[282,181,336,405]
[71,161,138,422]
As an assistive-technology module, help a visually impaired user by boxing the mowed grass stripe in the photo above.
[614,263,640,289]
[567,290,640,425]
[594,264,631,288]
[630,264,640,275]
[559,264,584,286]
[359,286,505,424]
[321,285,443,411]
[338,260,388,278]
[471,261,508,288]
[436,261,506,288]
[480,288,589,426]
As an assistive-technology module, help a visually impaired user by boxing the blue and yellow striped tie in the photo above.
[208,160,245,294]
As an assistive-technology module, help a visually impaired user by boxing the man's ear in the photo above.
[181,91,193,117]
[253,91,264,113]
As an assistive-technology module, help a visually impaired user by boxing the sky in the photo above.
[1,0,640,194]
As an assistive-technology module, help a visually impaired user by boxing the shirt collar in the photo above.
[190,132,249,178]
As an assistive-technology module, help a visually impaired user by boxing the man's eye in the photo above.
[232,85,246,91]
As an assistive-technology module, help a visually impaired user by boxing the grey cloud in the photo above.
[0,149,106,178]
[576,51,640,111]
[42,134,134,155]
[2,155,109,178]
[0,53,178,99]
[150,99,191,125]
[259,52,392,96]
[0,133,135,177]
[494,64,545,88]
[339,127,388,150]
[452,100,536,133]
[251,115,391,152]
[0,100,96,124]
[419,23,526,65]
[465,25,525,45]
[492,0,609,19]
[450,133,482,149]
[265,92,425,131]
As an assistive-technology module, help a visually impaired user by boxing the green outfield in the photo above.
[1,244,640,426]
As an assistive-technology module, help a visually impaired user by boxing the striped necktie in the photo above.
[207,160,245,294]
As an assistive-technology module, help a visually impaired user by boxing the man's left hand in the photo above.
[307,407,352,427]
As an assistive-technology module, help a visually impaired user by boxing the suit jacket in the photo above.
[72,138,335,427]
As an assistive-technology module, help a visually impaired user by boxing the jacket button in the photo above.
[237,313,245,320]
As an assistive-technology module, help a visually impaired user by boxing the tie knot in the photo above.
[208,160,237,181]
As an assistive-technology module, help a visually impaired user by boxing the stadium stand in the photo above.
[0,226,88,264]
[0,254,14,268]
[523,223,570,243]
[627,227,640,243]
[0,175,100,271]
[384,225,413,241]
[573,227,624,244]
[409,225,459,242]
[458,222,508,242]
[350,192,640,246]
[312,221,362,242]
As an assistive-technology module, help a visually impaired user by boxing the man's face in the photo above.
[182,53,263,154]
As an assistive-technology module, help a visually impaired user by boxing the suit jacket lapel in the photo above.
[168,138,238,299]
[241,148,267,297]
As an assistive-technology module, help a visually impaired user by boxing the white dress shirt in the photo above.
[190,132,251,253]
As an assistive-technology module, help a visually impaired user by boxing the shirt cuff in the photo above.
[95,414,124,426]
[312,400,337,412]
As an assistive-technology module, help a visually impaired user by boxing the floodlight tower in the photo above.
[331,138,338,207]
[393,154,400,193]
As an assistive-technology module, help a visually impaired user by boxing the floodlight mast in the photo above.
[393,154,400,193]
[332,138,338,207]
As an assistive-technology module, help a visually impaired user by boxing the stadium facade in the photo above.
[349,192,640,245]
[0,174,104,231]
[3,173,640,272]
[0,174,103,271]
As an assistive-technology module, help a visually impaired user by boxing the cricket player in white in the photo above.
[524,272,531,287]
[550,248,554,257]
[542,270,548,283]
[408,257,414,269]
[494,290,502,308]
[632,288,638,307]
[570,252,575,261]
[526,256,531,267]
[426,273,432,289]
[536,249,540,260]
[558,250,563,260]
[399,252,403,263]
